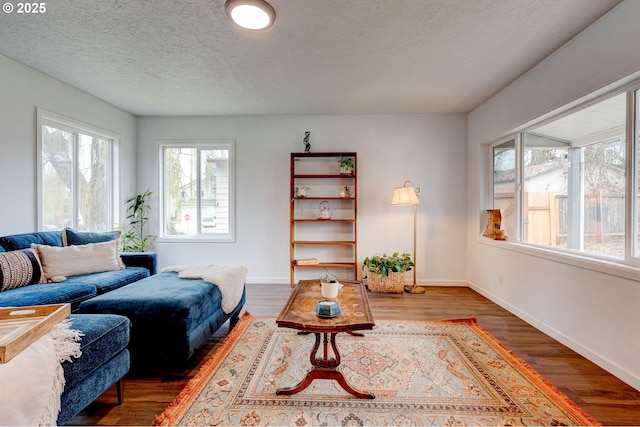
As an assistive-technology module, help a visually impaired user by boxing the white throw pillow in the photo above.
[31,240,125,279]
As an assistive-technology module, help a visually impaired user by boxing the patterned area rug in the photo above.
[154,313,598,426]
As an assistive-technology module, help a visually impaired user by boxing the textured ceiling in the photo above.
[0,0,622,116]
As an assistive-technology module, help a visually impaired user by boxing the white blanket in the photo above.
[0,320,82,426]
[162,264,247,314]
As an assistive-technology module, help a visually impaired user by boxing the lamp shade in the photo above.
[391,182,420,206]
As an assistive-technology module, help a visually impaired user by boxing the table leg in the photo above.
[276,332,375,399]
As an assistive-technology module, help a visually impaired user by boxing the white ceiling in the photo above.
[532,93,627,145]
[0,0,622,116]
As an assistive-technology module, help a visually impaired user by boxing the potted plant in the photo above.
[121,189,156,252]
[362,252,414,293]
[337,155,354,175]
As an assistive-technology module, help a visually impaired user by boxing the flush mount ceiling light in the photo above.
[225,0,276,30]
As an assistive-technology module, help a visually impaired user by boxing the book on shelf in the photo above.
[294,258,320,265]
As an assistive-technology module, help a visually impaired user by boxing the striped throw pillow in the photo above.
[0,249,45,292]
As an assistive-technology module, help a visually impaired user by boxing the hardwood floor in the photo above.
[68,284,640,426]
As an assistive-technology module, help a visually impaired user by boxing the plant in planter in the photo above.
[121,189,156,252]
[362,252,414,293]
[337,155,354,175]
[319,270,339,284]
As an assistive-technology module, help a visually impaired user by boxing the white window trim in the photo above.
[157,140,236,243]
[36,108,119,231]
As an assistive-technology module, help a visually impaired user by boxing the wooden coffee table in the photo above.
[275,279,375,399]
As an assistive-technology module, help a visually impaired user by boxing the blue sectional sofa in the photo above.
[0,230,247,423]
[0,230,157,425]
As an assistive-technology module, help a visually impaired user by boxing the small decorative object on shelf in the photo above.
[294,258,319,265]
[337,155,354,175]
[303,131,311,152]
[294,186,309,198]
[340,186,352,198]
[318,200,331,219]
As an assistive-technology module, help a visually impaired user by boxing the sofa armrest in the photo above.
[120,252,158,275]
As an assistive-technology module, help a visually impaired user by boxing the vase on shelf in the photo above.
[318,201,331,219]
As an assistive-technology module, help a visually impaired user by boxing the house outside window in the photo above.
[38,110,115,232]
[490,87,640,265]
[160,141,235,242]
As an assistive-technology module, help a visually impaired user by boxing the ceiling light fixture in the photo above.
[225,0,276,31]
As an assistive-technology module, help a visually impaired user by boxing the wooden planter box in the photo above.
[367,271,405,293]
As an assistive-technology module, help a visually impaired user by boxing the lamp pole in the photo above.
[405,203,425,293]
[413,204,417,287]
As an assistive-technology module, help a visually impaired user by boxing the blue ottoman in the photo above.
[78,272,246,364]
[58,314,130,425]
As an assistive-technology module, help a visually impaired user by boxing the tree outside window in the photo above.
[40,113,113,232]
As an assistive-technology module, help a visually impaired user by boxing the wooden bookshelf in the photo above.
[290,152,357,286]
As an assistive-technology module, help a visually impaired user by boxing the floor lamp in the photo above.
[391,181,425,294]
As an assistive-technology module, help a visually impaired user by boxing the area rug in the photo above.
[154,313,598,426]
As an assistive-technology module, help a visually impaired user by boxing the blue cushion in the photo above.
[120,252,158,275]
[0,231,63,251]
[0,282,96,308]
[64,266,150,294]
[58,314,130,425]
[80,272,222,334]
[62,228,121,246]
[58,350,129,425]
[79,271,246,361]
[63,314,130,389]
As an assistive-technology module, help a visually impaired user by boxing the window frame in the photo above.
[490,136,519,242]
[36,108,118,232]
[157,140,236,243]
[486,81,640,276]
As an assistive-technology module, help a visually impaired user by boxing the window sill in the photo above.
[155,236,235,244]
[477,237,640,282]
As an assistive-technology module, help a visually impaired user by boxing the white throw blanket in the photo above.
[162,264,247,314]
[0,320,82,426]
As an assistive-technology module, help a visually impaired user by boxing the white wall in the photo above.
[0,55,137,235]
[137,114,467,285]
[467,0,640,390]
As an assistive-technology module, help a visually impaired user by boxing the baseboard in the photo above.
[468,281,640,391]
[416,279,468,287]
[246,277,290,285]
[246,278,470,286]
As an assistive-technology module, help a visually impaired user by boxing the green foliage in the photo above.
[363,252,413,277]
[337,155,354,170]
[320,275,339,283]
[121,189,155,252]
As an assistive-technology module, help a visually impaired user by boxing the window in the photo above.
[160,141,235,242]
[490,88,640,265]
[38,110,115,232]
[492,139,517,240]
